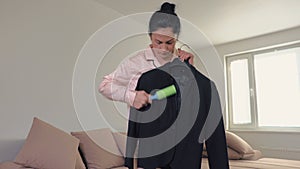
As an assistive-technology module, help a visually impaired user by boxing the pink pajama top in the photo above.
[99,46,168,106]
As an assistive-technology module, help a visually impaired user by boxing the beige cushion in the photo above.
[71,128,124,169]
[15,117,79,169]
[75,150,86,169]
[225,131,254,154]
[112,132,127,157]
[0,161,34,169]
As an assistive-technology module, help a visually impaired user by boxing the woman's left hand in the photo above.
[178,48,194,65]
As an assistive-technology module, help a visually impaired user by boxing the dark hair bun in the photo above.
[160,2,176,15]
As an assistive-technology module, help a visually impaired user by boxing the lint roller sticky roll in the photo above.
[150,85,177,100]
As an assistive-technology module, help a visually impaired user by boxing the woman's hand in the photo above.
[178,48,194,65]
[133,90,150,109]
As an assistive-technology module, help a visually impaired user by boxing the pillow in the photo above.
[225,131,263,160]
[15,117,79,169]
[225,131,254,154]
[0,161,33,169]
[227,147,243,160]
[75,150,86,169]
[202,147,242,160]
[203,131,262,160]
[242,149,263,160]
[112,132,127,157]
[71,128,124,169]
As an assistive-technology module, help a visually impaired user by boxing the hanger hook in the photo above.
[179,44,191,50]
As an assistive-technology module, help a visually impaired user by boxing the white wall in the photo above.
[0,0,206,161]
[215,26,300,160]
[0,0,122,162]
[95,34,150,132]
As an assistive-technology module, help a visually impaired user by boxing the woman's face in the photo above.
[150,27,177,60]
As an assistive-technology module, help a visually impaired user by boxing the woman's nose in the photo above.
[161,43,168,51]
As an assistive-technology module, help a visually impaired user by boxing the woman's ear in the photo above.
[149,33,153,40]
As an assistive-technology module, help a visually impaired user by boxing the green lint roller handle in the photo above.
[150,85,177,100]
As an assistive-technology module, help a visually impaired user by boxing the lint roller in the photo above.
[150,85,177,100]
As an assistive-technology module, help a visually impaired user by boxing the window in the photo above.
[226,43,300,131]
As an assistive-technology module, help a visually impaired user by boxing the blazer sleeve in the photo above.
[204,81,229,169]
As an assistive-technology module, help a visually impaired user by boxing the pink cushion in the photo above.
[15,117,79,169]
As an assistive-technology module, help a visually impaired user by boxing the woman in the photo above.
[99,2,194,109]
[100,3,229,169]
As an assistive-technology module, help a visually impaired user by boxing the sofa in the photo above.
[0,117,131,169]
[0,117,264,169]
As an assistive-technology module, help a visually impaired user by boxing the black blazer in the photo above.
[125,59,229,169]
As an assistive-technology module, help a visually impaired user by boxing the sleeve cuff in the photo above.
[125,90,137,106]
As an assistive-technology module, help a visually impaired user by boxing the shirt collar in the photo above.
[145,46,161,67]
[145,46,155,61]
[145,45,179,68]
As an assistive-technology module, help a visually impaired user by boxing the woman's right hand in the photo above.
[133,90,150,109]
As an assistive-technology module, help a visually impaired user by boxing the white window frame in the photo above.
[225,41,300,132]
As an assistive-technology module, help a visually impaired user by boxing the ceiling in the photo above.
[95,0,300,45]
